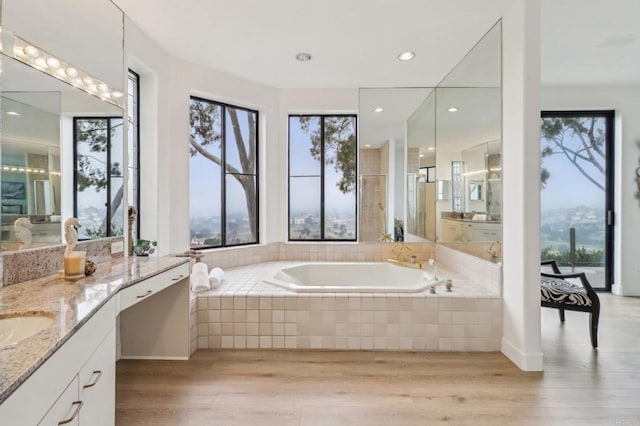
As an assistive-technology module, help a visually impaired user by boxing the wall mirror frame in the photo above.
[0,0,126,257]
[358,20,502,263]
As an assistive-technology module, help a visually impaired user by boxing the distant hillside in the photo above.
[541,205,604,251]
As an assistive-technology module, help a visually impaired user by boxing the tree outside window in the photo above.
[74,117,124,239]
[189,97,258,249]
[289,115,357,241]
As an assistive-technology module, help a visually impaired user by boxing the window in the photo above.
[189,96,259,249]
[540,110,614,290]
[288,115,357,241]
[73,117,124,238]
[127,70,140,240]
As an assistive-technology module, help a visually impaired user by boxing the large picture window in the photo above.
[288,115,357,241]
[73,117,124,239]
[189,97,259,249]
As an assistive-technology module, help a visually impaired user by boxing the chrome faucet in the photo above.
[428,258,438,280]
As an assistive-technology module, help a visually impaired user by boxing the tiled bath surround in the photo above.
[195,259,502,352]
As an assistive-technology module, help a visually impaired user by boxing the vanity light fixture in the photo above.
[295,52,312,62]
[6,111,20,116]
[397,51,415,61]
[373,107,383,113]
[8,35,125,107]
[448,107,459,112]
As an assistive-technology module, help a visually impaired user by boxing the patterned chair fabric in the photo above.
[540,276,592,307]
[540,260,600,348]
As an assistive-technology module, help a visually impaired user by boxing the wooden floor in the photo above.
[116,293,640,425]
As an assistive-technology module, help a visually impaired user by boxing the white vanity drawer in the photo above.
[118,263,189,312]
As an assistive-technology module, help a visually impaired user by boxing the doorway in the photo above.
[540,110,614,291]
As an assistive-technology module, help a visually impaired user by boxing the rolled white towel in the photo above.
[209,267,224,289]
[191,262,210,292]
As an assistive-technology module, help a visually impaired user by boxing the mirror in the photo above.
[358,88,433,242]
[358,21,502,262]
[406,90,436,242]
[435,21,502,261]
[1,0,125,254]
[1,0,124,95]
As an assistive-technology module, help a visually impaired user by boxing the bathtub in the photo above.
[263,262,442,293]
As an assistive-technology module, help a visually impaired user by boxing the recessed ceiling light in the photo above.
[365,144,371,148]
[448,107,459,112]
[428,147,435,151]
[397,51,415,61]
[6,111,20,116]
[295,52,312,62]
[419,154,424,158]
[373,107,383,113]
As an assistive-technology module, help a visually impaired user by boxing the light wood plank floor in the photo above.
[116,294,640,425]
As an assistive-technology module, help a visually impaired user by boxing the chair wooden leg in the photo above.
[558,309,565,322]
[590,307,600,348]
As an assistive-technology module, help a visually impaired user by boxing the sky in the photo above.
[540,117,607,214]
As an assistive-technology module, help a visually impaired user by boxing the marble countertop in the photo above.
[0,256,189,404]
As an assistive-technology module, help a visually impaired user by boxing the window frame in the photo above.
[128,69,141,239]
[189,96,260,250]
[288,114,358,242]
[72,116,124,239]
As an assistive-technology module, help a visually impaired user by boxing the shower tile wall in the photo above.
[360,147,388,241]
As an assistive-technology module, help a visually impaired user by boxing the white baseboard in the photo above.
[501,337,544,371]
[118,355,190,361]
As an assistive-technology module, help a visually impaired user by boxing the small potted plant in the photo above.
[133,239,157,256]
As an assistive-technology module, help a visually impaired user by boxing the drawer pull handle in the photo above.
[83,370,103,388]
[58,401,83,425]
[172,274,185,281]
[137,290,153,298]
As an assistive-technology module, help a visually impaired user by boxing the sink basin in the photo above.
[0,314,54,348]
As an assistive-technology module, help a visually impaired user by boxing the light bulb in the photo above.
[46,57,61,69]
[35,58,48,68]
[56,68,66,77]
[87,84,97,92]
[83,76,94,85]
[25,45,39,57]
[111,91,124,98]
[97,83,109,92]
[397,51,415,61]
[73,78,83,86]
[65,67,78,77]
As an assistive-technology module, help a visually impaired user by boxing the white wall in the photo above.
[542,85,640,296]
[125,18,171,253]
[501,0,543,371]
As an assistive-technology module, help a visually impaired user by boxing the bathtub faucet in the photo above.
[428,258,438,280]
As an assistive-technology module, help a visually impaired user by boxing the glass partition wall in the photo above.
[359,21,502,262]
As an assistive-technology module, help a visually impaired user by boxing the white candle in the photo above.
[64,251,86,277]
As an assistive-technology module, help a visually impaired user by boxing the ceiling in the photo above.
[541,0,640,86]
[114,0,512,88]
[114,0,640,88]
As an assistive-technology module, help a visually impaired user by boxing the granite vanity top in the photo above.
[0,256,189,404]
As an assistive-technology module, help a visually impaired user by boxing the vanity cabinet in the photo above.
[37,328,115,426]
[0,260,190,425]
[119,262,191,360]
[441,219,470,243]
[468,222,501,242]
[0,298,116,426]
